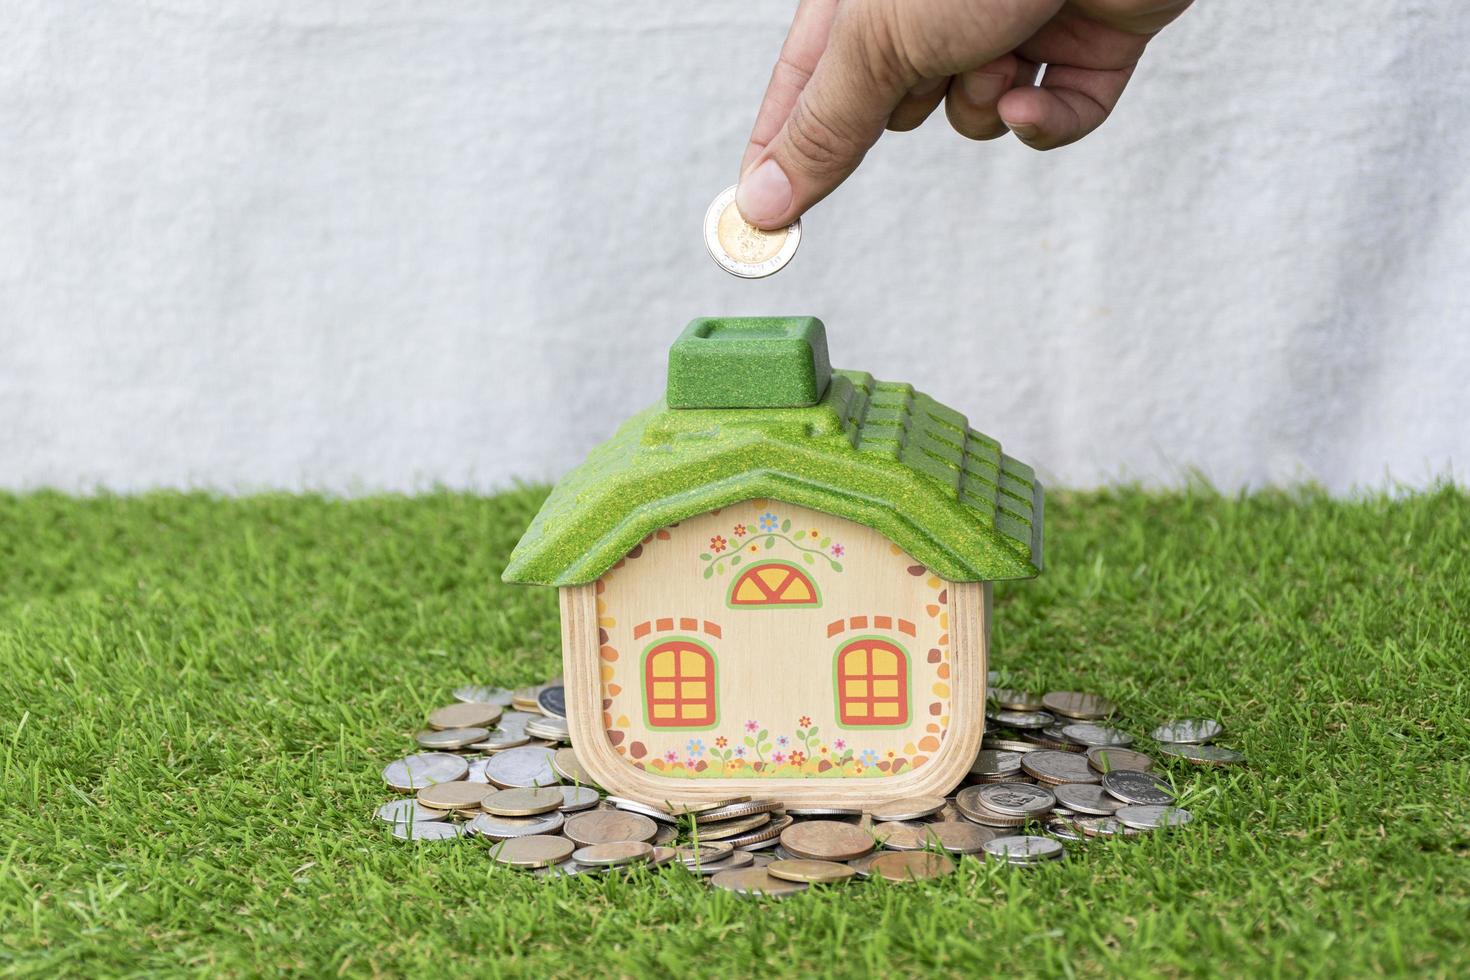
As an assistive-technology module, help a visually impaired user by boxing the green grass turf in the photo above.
[1,485,1467,977]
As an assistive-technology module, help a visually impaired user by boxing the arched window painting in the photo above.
[643,638,717,728]
[727,561,821,608]
[835,638,909,726]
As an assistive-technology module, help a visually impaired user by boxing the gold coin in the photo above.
[481,786,564,817]
[489,834,575,868]
[426,702,502,731]
[702,184,801,279]
[552,748,595,785]
[767,859,856,884]
[709,867,809,898]
[416,781,494,811]
[869,795,946,822]
[1087,747,1156,774]
[563,810,659,846]
[779,820,875,862]
[723,814,792,850]
[689,799,782,824]
[868,851,956,882]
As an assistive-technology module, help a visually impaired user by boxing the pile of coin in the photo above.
[373,675,1241,896]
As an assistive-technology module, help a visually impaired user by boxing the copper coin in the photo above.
[696,813,771,841]
[1087,747,1156,774]
[922,821,1000,854]
[869,795,946,822]
[552,748,596,784]
[416,781,494,811]
[481,786,564,816]
[710,867,808,897]
[780,820,875,862]
[989,688,1043,711]
[872,820,925,844]
[572,841,655,867]
[868,851,955,882]
[1042,691,1117,720]
[653,823,679,846]
[489,834,575,868]
[1022,750,1102,785]
[767,859,856,884]
[563,810,659,846]
[427,702,503,731]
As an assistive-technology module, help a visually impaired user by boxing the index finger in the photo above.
[740,0,840,176]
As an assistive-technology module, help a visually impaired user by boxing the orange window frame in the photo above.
[835,637,910,727]
[642,637,717,729]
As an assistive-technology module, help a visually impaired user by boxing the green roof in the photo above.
[503,319,1043,586]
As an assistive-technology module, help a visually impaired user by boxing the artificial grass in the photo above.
[1,485,1467,977]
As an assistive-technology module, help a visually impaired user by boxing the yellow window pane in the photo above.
[756,567,788,589]
[649,650,673,677]
[873,680,898,698]
[845,680,868,698]
[871,649,898,674]
[872,702,900,719]
[681,681,706,700]
[685,707,712,724]
[784,579,813,602]
[842,648,868,673]
[734,579,765,602]
[652,681,675,699]
[652,704,675,719]
[680,648,706,676]
[845,703,869,718]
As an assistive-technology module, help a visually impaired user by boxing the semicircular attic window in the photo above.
[726,561,822,608]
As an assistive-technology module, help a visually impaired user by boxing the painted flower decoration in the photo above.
[819,745,829,755]
[776,735,789,748]
[853,763,865,775]
[798,715,812,728]
[714,736,728,749]
[748,544,758,553]
[860,749,879,765]
[810,529,820,538]
[759,512,778,532]
[772,751,787,764]
[789,750,807,766]
[687,738,705,755]
[834,738,847,751]
[744,719,759,733]
[734,746,746,758]
[831,544,845,558]
[709,535,727,553]
[663,749,678,763]
[685,756,699,769]
[732,523,747,538]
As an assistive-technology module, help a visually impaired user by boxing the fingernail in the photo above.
[911,76,947,97]
[736,159,793,227]
[960,71,1007,107]
[1009,121,1039,140]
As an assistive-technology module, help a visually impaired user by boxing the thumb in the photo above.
[736,4,908,229]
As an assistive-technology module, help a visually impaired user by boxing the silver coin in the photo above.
[983,737,1042,754]
[454,685,514,706]
[688,849,755,876]
[1072,816,1139,838]
[1158,743,1244,766]
[605,796,679,824]
[1101,770,1176,806]
[536,685,567,719]
[572,841,655,867]
[468,729,532,752]
[688,799,783,824]
[1061,723,1134,748]
[971,749,1024,778]
[1151,719,1223,745]
[988,688,1044,711]
[989,710,1055,730]
[414,727,490,750]
[483,745,560,789]
[1046,819,1085,842]
[494,711,542,733]
[1115,805,1193,830]
[1021,750,1102,785]
[374,799,447,825]
[557,785,601,812]
[391,820,467,841]
[1052,782,1126,816]
[382,752,469,792]
[702,184,801,279]
[785,806,864,818]
[982,835,1065,864]
[468,811,565,839]
[464,757,492,784]
[869,796,946,822]
[525,717,571,742]
[977,782,1056,818]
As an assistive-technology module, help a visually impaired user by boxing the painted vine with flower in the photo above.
[700,509,845,579]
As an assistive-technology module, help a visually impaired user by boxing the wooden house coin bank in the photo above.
[503,317,1042,806]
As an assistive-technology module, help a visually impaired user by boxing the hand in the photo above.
[737,0,1193,228]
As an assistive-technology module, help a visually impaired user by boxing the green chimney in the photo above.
[665,317,832,409]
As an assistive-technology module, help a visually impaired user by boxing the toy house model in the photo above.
[503,318,1042,805]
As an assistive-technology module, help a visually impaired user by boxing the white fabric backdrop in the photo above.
[2,1,1467,493]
